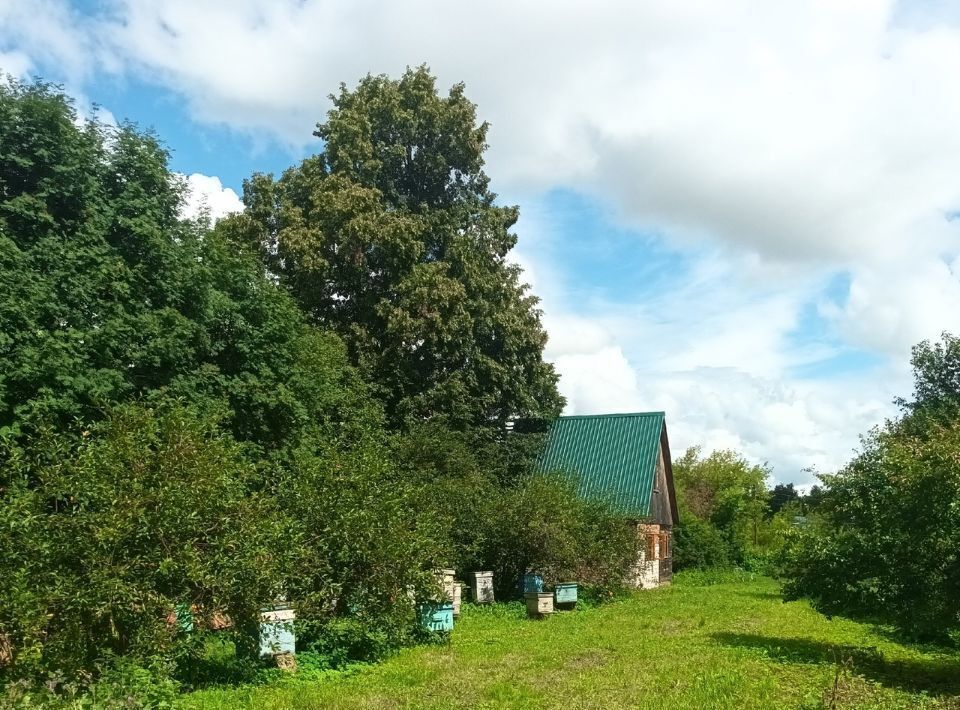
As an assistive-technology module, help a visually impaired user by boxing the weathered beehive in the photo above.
[554,582,578,609]
[452,582,463,617]
[259,602,296,658]
[437,568,456,603]
[524,592,554,618]
[471,571,495,603]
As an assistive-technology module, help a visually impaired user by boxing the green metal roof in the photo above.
[536,412,665,517]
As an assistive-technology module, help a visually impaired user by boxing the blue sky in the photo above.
[4,0,960,484]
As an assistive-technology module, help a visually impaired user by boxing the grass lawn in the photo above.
[181,572,960,709]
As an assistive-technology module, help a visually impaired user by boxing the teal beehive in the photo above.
[418,601,454,632]
[554,582,578,608]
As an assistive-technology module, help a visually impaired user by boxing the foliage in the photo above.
[473,472,640,596]
[223,66,563,431]
[898,332,960,425]
[672,447,770,567]
[672,517,731,570]
[394,424,639,597]
[0,402,281,684]
[768,483,800,516]
[0,78,446,696]
[780,333,960,641]
[780,420,960,641]
[278,432,449,664]
[0,79,378,465]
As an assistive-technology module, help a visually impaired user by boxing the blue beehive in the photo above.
[554,582,578,608]
[259,603,296,657]
[523,572,544,593]
[418,601,454,632]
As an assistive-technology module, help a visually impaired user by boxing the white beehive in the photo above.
[471,571,494,604]
[452,582,464,616]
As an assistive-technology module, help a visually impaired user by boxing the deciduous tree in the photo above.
[224,66,563,431]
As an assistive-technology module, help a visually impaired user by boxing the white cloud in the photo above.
[516,203,904,485]
[180,173,244,223]
[0,49,32,78]
[0,0,105,82]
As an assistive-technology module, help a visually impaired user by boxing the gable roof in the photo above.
[536,412,677,520]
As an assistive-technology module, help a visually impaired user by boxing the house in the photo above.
[537,412,679,588]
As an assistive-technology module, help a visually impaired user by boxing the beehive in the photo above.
[418,601,454,632]
[259,603,296,657]
[437,568,456,603]
[554,582,578,609]
[524,592,554,618]
[523,572,544,593]
[471,571,495,603]
[452,582,463,616]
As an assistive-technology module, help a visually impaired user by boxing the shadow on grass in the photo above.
[712,632,960,696]
[731,590,782,601]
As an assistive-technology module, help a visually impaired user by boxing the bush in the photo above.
[0,402,282,686]
[672,517,732,571]
[278,433,449,664]
[779,422,960,641]
[396,423,643,599]
[474,472,640,597]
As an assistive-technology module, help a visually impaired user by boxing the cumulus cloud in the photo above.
[180,173,244,223]
[0,0,107,81]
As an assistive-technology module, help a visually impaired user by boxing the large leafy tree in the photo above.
[0,79,377,458]
[0,80,448,685]
[224,66,563,430]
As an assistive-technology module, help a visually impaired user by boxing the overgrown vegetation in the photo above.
[670,447,817,573]
[0,72,640,703]
[781,333,960,642]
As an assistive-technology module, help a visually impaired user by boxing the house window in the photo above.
[660,532,671,558]
[647,534,658,561]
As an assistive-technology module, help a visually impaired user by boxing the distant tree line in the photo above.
[671,451,825,573]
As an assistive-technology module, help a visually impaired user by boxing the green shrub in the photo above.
[278,434,449,663]
[0,402,282,686]
[780,421,960,641]
[672,517,731,571]
[474,472,640,597]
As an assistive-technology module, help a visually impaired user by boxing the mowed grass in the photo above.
[182,573,960,709]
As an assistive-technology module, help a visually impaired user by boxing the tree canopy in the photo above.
[0,80,379,462]
[223,66,563,431]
